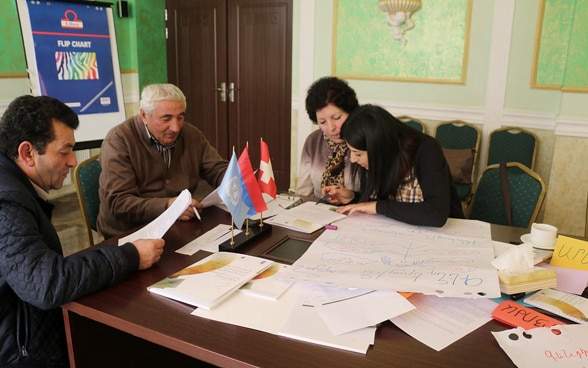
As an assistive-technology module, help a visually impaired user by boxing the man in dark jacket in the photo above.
[0,95,165,367]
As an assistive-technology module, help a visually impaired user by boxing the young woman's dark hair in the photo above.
[340,104,427,203]
[305,76,359,123]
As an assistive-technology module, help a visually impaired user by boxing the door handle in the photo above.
[228,82,239,103]
[217,82,226,102]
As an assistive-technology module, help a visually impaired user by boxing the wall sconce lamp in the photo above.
[378,0,422,45]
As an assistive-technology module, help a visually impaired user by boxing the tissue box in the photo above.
[498,266,557,295]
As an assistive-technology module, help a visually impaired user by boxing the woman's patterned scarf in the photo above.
[321,135,348,188]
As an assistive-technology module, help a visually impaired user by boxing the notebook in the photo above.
[524,288,588,324]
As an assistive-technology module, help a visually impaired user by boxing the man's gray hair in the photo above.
[140,84,187,114]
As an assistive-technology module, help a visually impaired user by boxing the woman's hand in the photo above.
[337,201,377,216]
[321,186,355,205]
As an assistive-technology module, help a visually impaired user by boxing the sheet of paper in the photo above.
[281,214,501,298]
[118,189,191,245]
[491,300,565,330]
[192,278,302,334]
[193,282,376,354]
[175,224,242,255]
[310,286,415,335]
[492,324,588,368]
[265,201,347,233]
[278,291,377,354]
[200,186,229,212]
[550,235,588,271]
[249,193,302,220]
[389,294,497,351]
[439,218,493,239]
[200,186,222,208]
[537,262,588,295]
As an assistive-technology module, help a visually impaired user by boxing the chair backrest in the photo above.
[73,155,101,245]
[397,115,426,134]
[435,120,481,150]
[487,127,538,169]
[434,120,481,202]
[469,162,546,228]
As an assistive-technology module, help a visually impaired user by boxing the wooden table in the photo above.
[62,207,527,368]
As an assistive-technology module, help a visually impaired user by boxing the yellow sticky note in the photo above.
[550,235,588,270]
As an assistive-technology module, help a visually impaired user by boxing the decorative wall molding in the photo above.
[363,99,486,126]
[293,97,585,138]
[501,109,556,131]
[555,116,588,138]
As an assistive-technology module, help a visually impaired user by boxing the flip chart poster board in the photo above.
[16,0,125,145]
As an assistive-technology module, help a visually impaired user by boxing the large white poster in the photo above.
[16,0,126,146]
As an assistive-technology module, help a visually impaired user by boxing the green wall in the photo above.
[505,0,562,113]
[313,0,494,108]
[133,0,167,88]
[535,0,588,90]
[1,1,27,75]
[334,0,469,82]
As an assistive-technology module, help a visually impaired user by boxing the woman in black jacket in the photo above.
[322,104,464,227]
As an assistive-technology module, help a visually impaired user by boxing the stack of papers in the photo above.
[193,282,414,354]
[147,252,272,310]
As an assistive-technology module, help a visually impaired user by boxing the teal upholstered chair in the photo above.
[434,120,481,203]
[397,115,426,134]
[468,162,546,228]
[487,127,538,169]
[73,155,102,245]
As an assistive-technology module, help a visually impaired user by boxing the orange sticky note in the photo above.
[550,235,588,271]
[491,300,565,330]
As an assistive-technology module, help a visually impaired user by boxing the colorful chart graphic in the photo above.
[55,52,99,80]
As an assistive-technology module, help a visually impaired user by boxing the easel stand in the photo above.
[218,222,272,252]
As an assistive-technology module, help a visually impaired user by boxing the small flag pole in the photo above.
[259,137,265,228]
[229,217,235,247]
[244,141,251,236]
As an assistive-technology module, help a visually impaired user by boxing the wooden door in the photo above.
[166,0,292,191]
[166,0,229,156]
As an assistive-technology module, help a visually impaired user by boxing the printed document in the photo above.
[118,189,191,245]
[265,201,346,233]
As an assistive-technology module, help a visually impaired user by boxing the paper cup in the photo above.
[530,223,557,248]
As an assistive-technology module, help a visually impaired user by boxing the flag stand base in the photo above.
[218,222,272,252]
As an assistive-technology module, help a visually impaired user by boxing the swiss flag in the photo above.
[258,139,277,199]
